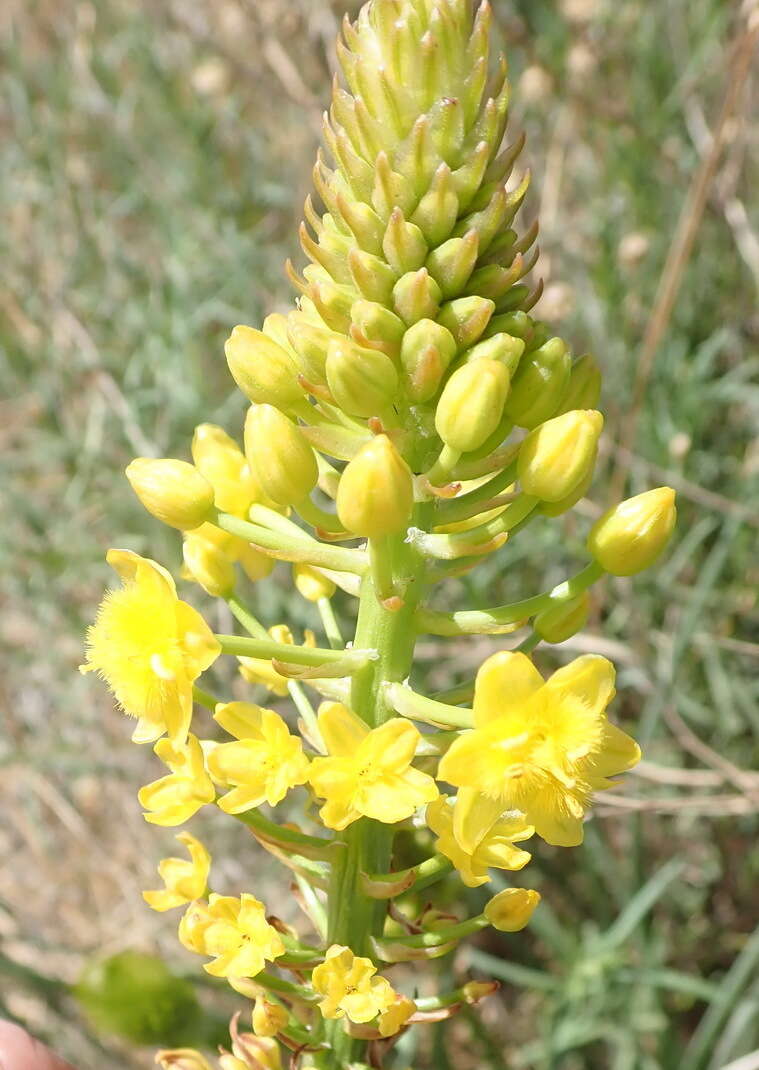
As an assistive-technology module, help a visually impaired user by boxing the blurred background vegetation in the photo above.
[1,0,758,1067]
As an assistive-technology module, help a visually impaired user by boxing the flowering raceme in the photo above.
[82,1,678,1065]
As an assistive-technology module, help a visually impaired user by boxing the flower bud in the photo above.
[156,1049,213,1070]
[537,468,593,517]
[326,338,399,417]
[462,981,499,1005]
[348,246,398,305]
[400,320,458,402]
[436,295,495,350]
[587,487,676,576]
[555,353,602,416]
[426,231,479,299]
[534,592,590,643]
[383,207,429,275]
[252,997,289,1038]
[435,359,510,453]
[183,531,236,598]
[225,326,302,410]
[463,332,525,375]
[350,299,406,358]
[244,405,318,506]
[505,337,571,429]
[484,888,541,932]
[125,459,214,531]
[293,563,336,602]
[191,424,260,518]
[484,310,535,342]
[336,434,414,537]
[286,316,333,383]
[517,410,603,502]
[393,268,442,325]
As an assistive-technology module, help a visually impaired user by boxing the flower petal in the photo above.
[318,702,368,756]
[542,654,615,715]
[452,788,506,854]
[473,652,544,726]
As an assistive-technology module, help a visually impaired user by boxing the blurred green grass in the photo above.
[1,0,758,1067]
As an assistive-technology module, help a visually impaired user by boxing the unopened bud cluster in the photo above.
[83,2,677,1068]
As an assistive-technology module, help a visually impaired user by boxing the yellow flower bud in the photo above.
[244,404,318,506]
[336,435,414,538]
[484,888,541,932]
[517,410,603,502]
[191,424,261,518]
[350,300,406,359]
[587,487,677,576]
[225,325,303,410]
[537,468,593,517]
[286,315,333,384]
[534,592,590,643]
[392,268,442,326]
[555,353,602,416]
[293,563,336,602]
[326,338,398,418]
[435,359,510,453]
[155,1049,213,1070]
[504,337,571,429]
[252,996,289,1037]
[436,295,495,350]
[400,319,458,402]
[182,531,236,598]
[463,332,525,375]
[125,459,214,531]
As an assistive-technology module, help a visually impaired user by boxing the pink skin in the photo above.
[0,1023,74,1070]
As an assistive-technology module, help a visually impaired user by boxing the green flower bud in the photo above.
[437,296,495,350]
[286,316,333,384]
[534,593,590,643]
[244,404,318,506]
[336,434,414,537]
[588,487,677,576]
[518,410,603,502]
[411,164,460,246]
[504,336,571,429]
[393,268,442,326]
[348,246,398,305]
[350,299,406,359]
[483,310,535,342]
[400,320,458,403]
[463,332,525,375]
[538,467,593,517]
[435,359,510,453]
[556,354,602,416]
[426,231,479,299]
[326,338,399,417]
[225,325,303,410]
[383,208,429,275]
[125,458,214,531]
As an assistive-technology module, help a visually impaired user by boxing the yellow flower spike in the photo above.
[426,795,533,888]
[143,833,211,912]
[438,652,641,847]
[244,404,318,507]
[588,487,677,576]
[207,702,310,813]
[155,1048,214,1070]
[191,423,263,518]
[252,996,289,1038]
[81,549,221,745]
[293,563,336,602]
[377,995,416,1037]
[308,703,438,830]
[178,899,214,955]
[125,458,215,531]
[312,945,395,1024]
[484,888,541,932]
[336,435,414,538]
[139,735,216,827]
[435,359,511,454]
[517,410,603,502]
[238,625,316,696]
[202,893,285,979]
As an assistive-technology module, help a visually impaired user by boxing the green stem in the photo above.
[385,681,474,729]
[215,511,367,573]
[319,506,432,1068]
[318,597,344,649]
[216,634,364,667]
[192,685,218,711]
[436,460,518,523]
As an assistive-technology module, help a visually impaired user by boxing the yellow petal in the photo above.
[530,807,585,847]
[543,654,616,714]
[318,702,368,756]
[473,652,544,726]
[106,548,176,596]
[214,701,266,741]
[588,720,641,779]
[452,788,506,854]
[175,601,222,678]
[361,718,419,772]
[143,887,187,911]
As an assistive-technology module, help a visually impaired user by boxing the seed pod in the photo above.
[326,338,399,417]
[588,487,677,576]
[534,593,590,643]
[125,459,214,531]
[435,359,510,453]
[225,325,303,410]
[518,410,603,502]
[400,320,458,402]
[244,405,318,507]
[336,434,414,538]
[504,336,571,429]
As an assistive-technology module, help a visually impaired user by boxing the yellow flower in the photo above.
[252,997,289,1037]
[438,652,640,847]
[308,704,439,831]
[426,794,533,888]
[238,625,316,696]
[82,549,220,745]
[143,833,211,912]
[378,995,416,1037]
[484,888,541,932]
[206,702,310,814]
[139,735,215,827]
[202,894,285,979]
[312,945,395,1024]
